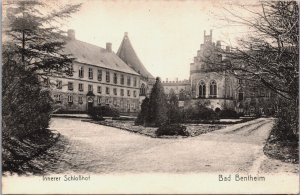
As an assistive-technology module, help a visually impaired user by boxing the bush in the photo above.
[198,106,218,120]
[88,105,120,120]
[101,106,120,117]
[237,112,244,117]
[135,97,150,125]
[88,107,104,120]
[156,124,189,136]
[219,108,239,119]
[180,104,218,122]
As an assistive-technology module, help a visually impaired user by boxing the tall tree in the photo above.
[135,97,150,126]
[3,0,81,77]
[148,77,168,126]
[217,1,298,101]
[2,1,81,138]
[213,1,299,136]
[167,90,180,124]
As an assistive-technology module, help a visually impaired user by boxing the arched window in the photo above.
[209,80,217,97]
[140,83,146,96]
[199,81,206,98]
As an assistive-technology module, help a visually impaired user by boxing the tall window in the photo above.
[106,87,110,94]
[113,73,118,84]
[88,84,93,92]
[127,90,131,97]
[98,69,102,81]
[106,71,110,82]
[78,96,83,104]
[113,88,117,95]
[78,83,83,91]
[79,67,84,78]
[68,95,73,103]
[97,86,101,93]
[140,83,146,96]
[209,80,217,97]
[68,82,73,91]
[133,90,137,97]
[238,92,244,101]
[199,81,206,98]
[121,89,124,96]
[127,76,131,86]
[88,68,93,79]
[121,75,124,85]
[57,80,62,89]
[97,96,101,105]
[134,77,137,87]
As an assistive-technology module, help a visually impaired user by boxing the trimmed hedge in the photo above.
[88,106,120,120]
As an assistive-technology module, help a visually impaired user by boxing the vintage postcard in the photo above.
[2,0,299,194]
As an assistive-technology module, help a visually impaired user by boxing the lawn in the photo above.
[86,119,228,138]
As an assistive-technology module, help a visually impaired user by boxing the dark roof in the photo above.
[62,39,139,75]
[117,33,154,79]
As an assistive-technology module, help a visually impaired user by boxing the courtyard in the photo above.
[28,117,298,175]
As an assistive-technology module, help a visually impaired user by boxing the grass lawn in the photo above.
[86,119,229,138]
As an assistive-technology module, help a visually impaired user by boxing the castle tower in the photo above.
[117,32,154,81]
[203,29,212,44]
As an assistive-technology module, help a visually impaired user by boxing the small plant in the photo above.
[156,124,189,136]
[219,108,239,119]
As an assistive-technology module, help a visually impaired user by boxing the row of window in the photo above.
[63,81,137,97]
[77,67,138,87]
[199,80,217,98]
[54,94,137,108]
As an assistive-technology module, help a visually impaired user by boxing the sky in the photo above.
[60,0,255,81]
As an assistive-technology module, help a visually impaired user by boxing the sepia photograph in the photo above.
[2,0,299,194]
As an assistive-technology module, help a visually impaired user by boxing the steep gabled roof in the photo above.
[62,39,139,75]
[117,33,154,79]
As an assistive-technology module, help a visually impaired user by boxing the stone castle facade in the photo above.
[163,30,273,114]
[47,29,273,115]
[47,30,153,113]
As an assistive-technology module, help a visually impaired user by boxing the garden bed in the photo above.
[85,119,228,138]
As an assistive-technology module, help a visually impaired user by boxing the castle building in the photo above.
[117,32,155,104]
[189,30,237,110]
[48,30,152,113]
[189,30,273,114]
[162,78,191,101]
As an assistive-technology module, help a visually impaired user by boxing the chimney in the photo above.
[106,42,112,52]
[226,46,230,52]
[216,40,221,49]
[124,32,128,36]
[67,29,75,40]
[166,78,168,82]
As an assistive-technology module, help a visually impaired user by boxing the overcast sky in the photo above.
[62,0,255,81]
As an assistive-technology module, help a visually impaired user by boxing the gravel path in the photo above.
[36,117,298,175]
